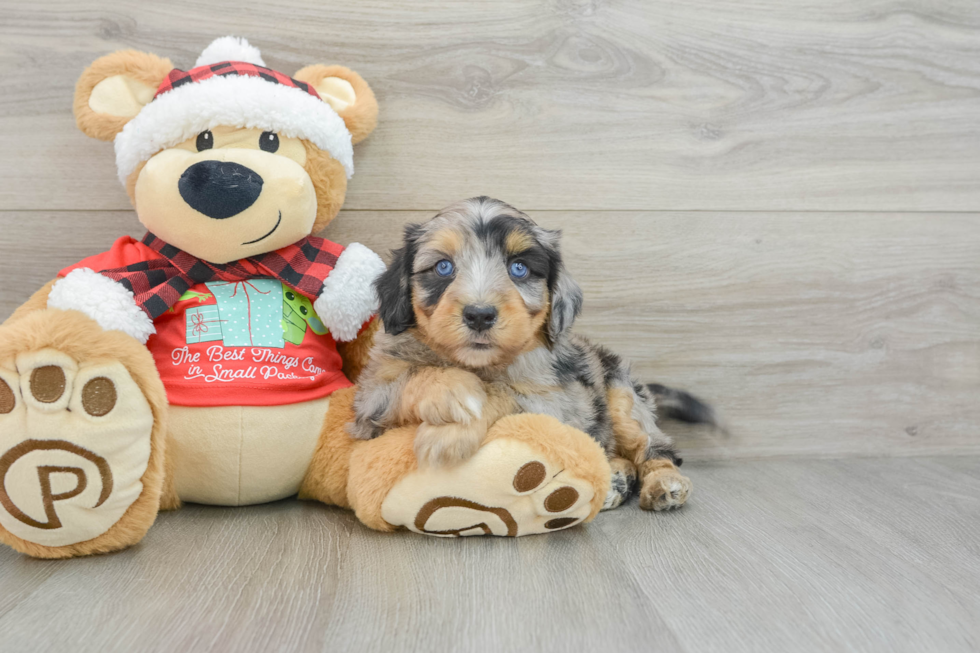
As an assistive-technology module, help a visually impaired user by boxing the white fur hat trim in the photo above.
[113,39,354,185]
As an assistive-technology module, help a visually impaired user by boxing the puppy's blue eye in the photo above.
[509,261,529,279]
[435,260,454,277]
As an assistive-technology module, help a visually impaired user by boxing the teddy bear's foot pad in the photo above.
[381,438,597,537]
[0,349,153,548]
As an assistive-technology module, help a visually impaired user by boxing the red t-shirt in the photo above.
[60,236,355,407]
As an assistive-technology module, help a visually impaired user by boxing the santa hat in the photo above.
[113,36,354,185]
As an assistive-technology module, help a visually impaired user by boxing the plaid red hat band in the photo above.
[154,61,323,102]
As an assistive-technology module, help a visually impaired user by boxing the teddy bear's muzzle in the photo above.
[178,160,264,220]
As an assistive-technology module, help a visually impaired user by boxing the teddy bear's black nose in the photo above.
[178,160,264,220]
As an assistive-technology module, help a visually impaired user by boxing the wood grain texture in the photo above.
[3,209,977,460]
[1,456,978,652]
[3,4,979,651]
[2,1,980,211]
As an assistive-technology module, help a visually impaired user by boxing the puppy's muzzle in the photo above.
[462,305,497,332]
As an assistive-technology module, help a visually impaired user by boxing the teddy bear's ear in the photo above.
[293,65,378,145]
[74,50,173,141]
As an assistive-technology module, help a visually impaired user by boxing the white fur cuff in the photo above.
[314,243,386,342]
[48,269,156,344]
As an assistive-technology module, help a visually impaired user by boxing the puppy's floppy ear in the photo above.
[74,50,173,141]
[541,228,584,344]
[293,65,378,145]
[548,266,584,342]
[375,223,422,335]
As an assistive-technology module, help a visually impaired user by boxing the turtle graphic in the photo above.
[282,287,329,345]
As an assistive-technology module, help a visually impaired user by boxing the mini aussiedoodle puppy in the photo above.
[352,197,717,511]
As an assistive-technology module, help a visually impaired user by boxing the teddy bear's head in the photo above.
[73,37,377,264]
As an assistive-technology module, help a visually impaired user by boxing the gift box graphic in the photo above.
[205,279,285,348]
[185,305,225,344]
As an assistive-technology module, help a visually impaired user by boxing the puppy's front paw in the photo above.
[602,458,637,511]
[414,377,486,426]
[639,467,692,511]
[415,421,487,467]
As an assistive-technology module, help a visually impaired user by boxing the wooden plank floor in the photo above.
[1,456,978,653]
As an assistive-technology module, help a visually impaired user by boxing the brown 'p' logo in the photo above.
[0,440,113,530]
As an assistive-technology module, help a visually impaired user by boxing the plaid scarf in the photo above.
[100,233,343,319]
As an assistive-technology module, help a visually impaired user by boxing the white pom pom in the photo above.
[195,36,265,68]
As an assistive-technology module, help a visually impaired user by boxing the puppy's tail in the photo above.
[647,383,726,433]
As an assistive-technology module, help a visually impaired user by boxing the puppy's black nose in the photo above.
[178,160,263,220]
[462,305,498,332]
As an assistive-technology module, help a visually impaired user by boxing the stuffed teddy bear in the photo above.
[0,37,611,558]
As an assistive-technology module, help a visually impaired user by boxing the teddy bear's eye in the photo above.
[285,291,295,301]
[300,306,308,316]
[260,131,279,153]
[196,130,213,151]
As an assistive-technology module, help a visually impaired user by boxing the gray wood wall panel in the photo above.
[3,209,977,460]
[1,3,978,458]
[1,1,980,211]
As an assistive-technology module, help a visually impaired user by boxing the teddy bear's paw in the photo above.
[380,437,598,537]
[638,465,692,511]
[0,349,154,548]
